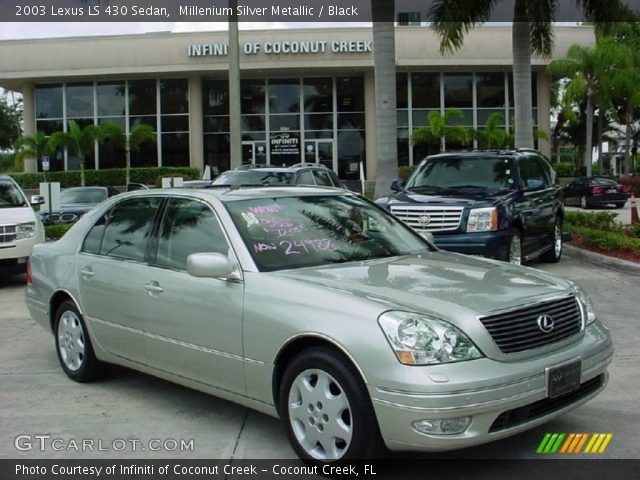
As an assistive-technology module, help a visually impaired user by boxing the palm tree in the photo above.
[410,109,473,151]
[14,131,51,172]
[98,122,156,185]
[48,120,100,186]
[428,0,621,150]
[372,0,397,198]
[547,43,610,176]
[475,112,510,149]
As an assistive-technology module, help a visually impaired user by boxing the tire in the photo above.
[615,202,626,209]
[505,228,523,265]
[54,300,106,382]
[278,347,380,462]
[580,195,590,209]
[540,218,563,263]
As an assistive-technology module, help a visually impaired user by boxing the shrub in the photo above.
[45,223,73,240]
[619,177,640,197]
[554,162,576,177]
[564,211,619,231]
[8,167,200,189]
[571,226,640,256]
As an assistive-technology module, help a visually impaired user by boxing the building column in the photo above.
[188,75,204,173]
[22,82,37,173]
[537,72,551,158]
[364,68,377,183]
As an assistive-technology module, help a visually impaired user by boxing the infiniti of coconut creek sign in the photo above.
[187,40,373,57]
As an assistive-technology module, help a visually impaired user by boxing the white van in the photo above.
[0,175,45,274]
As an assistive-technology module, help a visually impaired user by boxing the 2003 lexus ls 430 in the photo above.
[25,186,613,462]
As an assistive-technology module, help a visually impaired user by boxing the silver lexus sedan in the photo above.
[25,186,612,462]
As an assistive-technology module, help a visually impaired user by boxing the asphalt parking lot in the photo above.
[0,254,638,460]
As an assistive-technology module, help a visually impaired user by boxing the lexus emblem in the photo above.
[537,314,555,333]
[418,215,431,226]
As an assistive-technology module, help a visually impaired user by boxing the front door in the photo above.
[242,141,267,166]
[304,139,335,171]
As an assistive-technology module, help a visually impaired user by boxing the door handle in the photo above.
[80,268,95,278]
[144,282,164,294]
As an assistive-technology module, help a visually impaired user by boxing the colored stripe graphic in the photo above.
[538,433,613,454]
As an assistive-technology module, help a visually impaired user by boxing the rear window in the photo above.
[590,177,617,186]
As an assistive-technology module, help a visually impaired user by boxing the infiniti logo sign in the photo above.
[537,314,555,333]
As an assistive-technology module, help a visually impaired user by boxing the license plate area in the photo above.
[547,360,581,399]
[606,188,617,194]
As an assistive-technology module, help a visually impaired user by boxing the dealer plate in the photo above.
[548,360,581,399]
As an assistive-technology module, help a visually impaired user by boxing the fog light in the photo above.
[411,417,471,435]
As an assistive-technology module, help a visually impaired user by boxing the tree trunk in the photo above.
[596,109,604,174]
[584,93,593,176]
[512,0,534,149]
[372,1,398,199]
[228,1,242,169]
[80,156,85,187]
[125,145,131,186]
[625,111,632,176]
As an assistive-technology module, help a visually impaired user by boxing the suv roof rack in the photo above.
[290,162,328,169]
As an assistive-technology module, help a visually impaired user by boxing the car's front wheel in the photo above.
[54,300,105,382]
[505,228,523,265]
[279,348,380,462]
[540,218,563,263]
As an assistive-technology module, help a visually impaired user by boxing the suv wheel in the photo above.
[279,348,380,462]
[540,218,562,263]
[506,228,522,265]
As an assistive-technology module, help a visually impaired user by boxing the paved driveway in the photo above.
[0,254,638,459]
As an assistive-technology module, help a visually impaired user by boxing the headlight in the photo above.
[16,222,36,240]
[569,281,596,325]
[378,311,483,365]
[466,207,498,232]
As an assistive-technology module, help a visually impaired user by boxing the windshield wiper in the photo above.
[443,184,489,190]
[405,185,442,193]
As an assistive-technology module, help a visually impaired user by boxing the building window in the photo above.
[303,78,333,113]
[476,73,505,108]
[444,73,473,109]
[97,82,126,117]
[411,73,440,109]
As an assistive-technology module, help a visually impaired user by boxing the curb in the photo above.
[563,244,640,275]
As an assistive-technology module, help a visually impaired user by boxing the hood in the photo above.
[378,190,514,209]
[0,206,37,224]
[58,203,98,212]
[273,252,571,318]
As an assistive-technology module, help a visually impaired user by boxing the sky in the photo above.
[0,22,371,40]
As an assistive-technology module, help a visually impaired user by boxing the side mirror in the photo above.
[525,178,545,191]
[30,195,45,205]
[187,252,233,278]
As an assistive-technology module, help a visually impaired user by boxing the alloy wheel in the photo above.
[57,310,86,371]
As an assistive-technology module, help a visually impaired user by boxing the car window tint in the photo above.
[312,169,333,186]
[155,198,229,271]
[328,171,342,187]
[519,157,549,187]
[82,213,108,254]
[539,156,557,185]
[295,170,315,185]
[590,177,617,186]
[99,197,162,261]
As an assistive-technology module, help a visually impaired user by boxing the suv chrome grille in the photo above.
[479,296,582,354]
[390,205,464,232]
[0,225,17,243]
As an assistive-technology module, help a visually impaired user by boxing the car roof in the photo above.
[424,148,541,161]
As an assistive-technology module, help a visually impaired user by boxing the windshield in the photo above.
[406,157,516,192]
[213,170,294,185]
[60,188,107,204]
[225,195,432,271]
[0,180,27,208]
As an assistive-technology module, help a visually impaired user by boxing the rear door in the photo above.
[77,196,164,364]
[517,156,554,255]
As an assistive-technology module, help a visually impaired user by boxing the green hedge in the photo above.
[564,211,619,231]
[569,225,640,256]
[44,223,73,240]
[554,162,576,177]
[9,167,200,189]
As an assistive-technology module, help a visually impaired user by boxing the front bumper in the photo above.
[369,320,613,452]
[432,230,509,260]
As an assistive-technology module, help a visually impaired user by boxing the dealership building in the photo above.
[0,26,594,181]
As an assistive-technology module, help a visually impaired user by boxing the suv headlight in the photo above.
[16,222,36,240]
[568,281,596,325]
[467,207,498,232]
[378,311,483,365]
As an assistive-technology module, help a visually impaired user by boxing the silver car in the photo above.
[25,186,612,462]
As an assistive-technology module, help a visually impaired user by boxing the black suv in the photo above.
[213,163,344,188]
[376,149,564,264]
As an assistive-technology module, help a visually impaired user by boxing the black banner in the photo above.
[3,459,640,480]
[1,0,639,23]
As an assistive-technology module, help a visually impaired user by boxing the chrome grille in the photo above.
[479,296,582,354]
[390,205,464,232]
[0,225,17,243]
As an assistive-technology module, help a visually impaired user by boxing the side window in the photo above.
[328,170,342,188]
[295,170,315,185]
[82,213,108,254]
[312,169,333,186]
[519,157,548,189]
[155,198,229,271]
[99,197,162,261]
[539,156,557,185]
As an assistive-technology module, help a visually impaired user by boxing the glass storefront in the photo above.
[202,76,366,179]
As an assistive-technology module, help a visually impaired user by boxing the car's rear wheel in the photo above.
[540,218,563,263]
[580,195,590,209]
[505,228,522,265]
[279,348,380,462]
[54,300,105,382]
